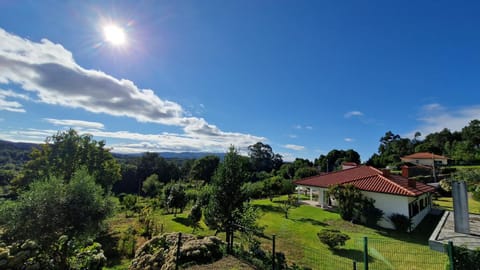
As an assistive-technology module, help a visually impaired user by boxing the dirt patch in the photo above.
[185,255,256,270]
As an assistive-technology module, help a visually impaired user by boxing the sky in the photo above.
[1,0,480,162]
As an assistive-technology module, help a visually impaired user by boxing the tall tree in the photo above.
[248,142,283,172]
[13,129,121,191]
[204,146,250,250]
[315,149,361,172]
[189,155,220,184]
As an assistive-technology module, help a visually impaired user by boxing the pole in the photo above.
[447,241,454,270]
[272,234,276,270]
[175,232,182,270]
[363,237,368,270]
[353,261,357,270]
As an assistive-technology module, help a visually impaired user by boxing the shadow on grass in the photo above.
[295,217,327,227]
[173,216,191,227]
[332,248,374,263]
[375,213,443,245]
[255,204,284,213]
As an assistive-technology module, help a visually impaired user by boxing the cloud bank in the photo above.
[0,28,264,152]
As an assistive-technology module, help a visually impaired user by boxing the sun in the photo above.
[103,24,126,46]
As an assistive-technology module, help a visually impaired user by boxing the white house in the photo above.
[294,165,435,230]
[400,152,448,166]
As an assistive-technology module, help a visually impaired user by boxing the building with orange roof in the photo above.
[400,152,449,167]
[295,165,435,230]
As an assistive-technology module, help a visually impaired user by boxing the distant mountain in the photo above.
[112,151,225,160]
[0,139,225,167]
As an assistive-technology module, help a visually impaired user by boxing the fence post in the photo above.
[352,260,357,270]
[272,234,276,270]
[175,232,182,270]
[363,237,368,270]
[447,241,454,270]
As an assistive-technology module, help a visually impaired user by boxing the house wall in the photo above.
[296,185,432,231]
[403,158,447,166]
[362,191,409,230]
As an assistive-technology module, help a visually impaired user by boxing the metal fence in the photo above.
[258,234,449,270]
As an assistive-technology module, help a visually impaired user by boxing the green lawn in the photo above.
[433,193,480,214]
[104,196,448,270]
[251,197,448,270]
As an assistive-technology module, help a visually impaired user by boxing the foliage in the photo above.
[452,168,480,191]
[189,155,220,183]
[166,183,188,215]
[293,167,318,180]
[314,149,361,172]
[188,203,202,232]
[142,173,163,197]
[120,194,138,212]
[204,146,250,244]
[328,184,363,221]
[280,194,298,219]
[136,152,180,185]
[473,186,480,202]
[13,129,121,192]
[360,198,384,227]
[0,169,113,251]
[317,229,350,249]
[389,213,411,232]
[68,241,106,270]
[448,245,480,270]
[248,142,283,173]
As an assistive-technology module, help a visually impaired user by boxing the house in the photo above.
[400,152,448,167]
[294,165,435,230]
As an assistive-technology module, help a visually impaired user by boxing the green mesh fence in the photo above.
[259,233,449,270]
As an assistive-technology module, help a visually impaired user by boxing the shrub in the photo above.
[361,198,384,227]
[317,229,350,249]
[473,185,480,202]
[389,213,411,232]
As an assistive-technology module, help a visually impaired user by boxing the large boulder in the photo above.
[129,233,224,270]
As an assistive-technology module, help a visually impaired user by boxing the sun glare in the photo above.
[103,24,126,46]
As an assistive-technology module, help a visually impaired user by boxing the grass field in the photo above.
[251,197,447,270]
[433,193,480,214]
[104,196,449,270]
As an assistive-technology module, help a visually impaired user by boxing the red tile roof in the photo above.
[401,152,448,160]
[294,166,434,197]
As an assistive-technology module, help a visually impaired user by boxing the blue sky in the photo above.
[1,1,480,162]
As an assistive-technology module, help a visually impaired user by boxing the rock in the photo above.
[129,233,224,270]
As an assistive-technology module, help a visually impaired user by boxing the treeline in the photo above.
[367,119,480,168]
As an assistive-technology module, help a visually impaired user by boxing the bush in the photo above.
[361,198,384,227]
[473,185,480,202]
[389,213,411,232]
[317,229,350,249]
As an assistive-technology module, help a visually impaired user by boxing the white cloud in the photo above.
[293,124,313,130]
[0,127,264,154]
[44,118,105,130]
[0,88,29,113]
[407,103,480,138]
[0,28,263,149]
[283,144,305,151]
[288,134,297,139]
[344,111,364,118]
[344,138,354,142]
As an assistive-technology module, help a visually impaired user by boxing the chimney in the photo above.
[408,179,416,188]
[452,181,470,234]
[381,169,390,177]
[402,165,409,178]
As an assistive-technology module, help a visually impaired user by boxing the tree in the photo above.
[248,142,283,172]
[204,146,250,251]
[136,152,180,184]
[142,173,163,197]
[188,203,202,232]
[13,129,121,192]
[189,155,220,184]
[0,168,113,267]
[315,149,361,172]
[328,184,363,221]
[294,167,318,180]
[166,183,188,216]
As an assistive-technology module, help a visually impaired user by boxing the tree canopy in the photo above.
[13,129,121,191]
[248,142,283,173]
